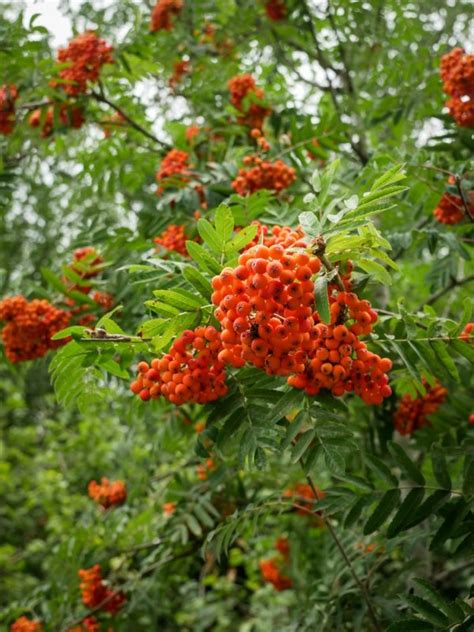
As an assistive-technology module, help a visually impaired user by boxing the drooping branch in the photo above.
[297,0,369,165]
[305,473,382,632]
[91,90,169,149]
[421,274,474,308]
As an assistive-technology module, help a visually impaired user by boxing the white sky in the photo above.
[23,0,73,46]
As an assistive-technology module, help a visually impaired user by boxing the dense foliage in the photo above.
[1,1,473,630]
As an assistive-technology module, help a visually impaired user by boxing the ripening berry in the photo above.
[88,478,127,509]
[433,192,467,225]
[52,32,113,96]
[232,156,296,195]
[460,322,474,342]
[154,224,189,256]
[78,565,125,614]
[440,48,474,128]
[228,74,271,129]
[150,0,183,32]
[130,326,227,406]
[169,59,190,88]
[0,84,18,135]
[393,380,447,435]
[68,616,100,632]
[0,296,70,363]
[10,617,42,632]
[29,103,85,137]
[265,0,287,21]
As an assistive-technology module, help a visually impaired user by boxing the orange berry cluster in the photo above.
[0,84,18,135]
[250,127,270,151]
[433,192,468,225]
[88,477,127,509]
[283,482,325,517]
[91,291,114,311]
[232,156,296,195]
[289,309,393,405]
[265,0,287,21]
[212,239,392,405]
[150,0,183,32]
[440,48,474,128]
[54,32,113,96]
[185,125,200,142]
[163,501,177,515]
[10,618,42,632]
[469,413,474,425]
[156,148,190,194]
[228,74,271,129]
[69,617,100,632]
[461,322,474,342]
[0,296,70,363]
[79,564,125,615]
[29,104,85,137]
[169,59,190,88]
[212,243,322,374]
[154,223,189,256]
[393,380,448,435]
[130,326,228,405]
[196,458,216,480]
[71,247,104,279]
[259,538,292,591]
[242,222,305,252]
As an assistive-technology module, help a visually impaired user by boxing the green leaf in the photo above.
[225,224,258,254]
[51,326,87,341]
[217,408,245,449]
[153,289,205,311]
[405,595,449,627]
[214,204,234,241]
[363,488,400,534]
[405,490,450,530]
[431,450,451,490]
[387,620,433,632]
[413,578,465,622]
[197,218,222,254]
[429,340,460,382]
[344,494,375,528]
[281,409,309,451]
[315,274,330,324]
[319,438,346,475]
[358,258,393,285]
[371,164,406,191]
[291,429,316,463]
[183,266,212,300]
[299,211,321,236]
[365,453,398,486]
[462,456,474,497]
[186,241,222,274]
[387,487,425,537]
[388,442,425,485]
[185,514,203,537]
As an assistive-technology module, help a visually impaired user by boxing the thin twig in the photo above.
[421,274,474,309]
[91,90,169,149]
[305,474,382,632]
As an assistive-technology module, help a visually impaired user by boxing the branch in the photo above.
[91,90,169,149]
[305,474,382,632]
[18,99,50,111]
[421,274,474,308]
[454,176,474,223]
[80,328,152,343]
[311,235,346,291]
